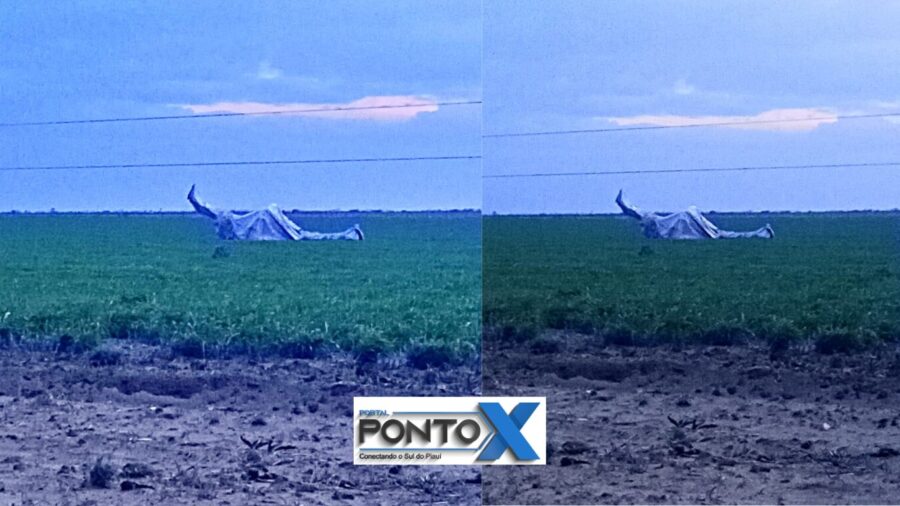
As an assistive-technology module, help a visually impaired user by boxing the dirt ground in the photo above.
[484,331,900,505]
[0,342,481,505]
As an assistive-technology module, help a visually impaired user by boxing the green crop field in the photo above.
[0,212,481,357]
[484,213,900,348]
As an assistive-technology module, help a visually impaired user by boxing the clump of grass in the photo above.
[529,336,561,354]
[753,318,801,356]
[754,318,802,342]
[353,343,382,365]
[697,324,751,346]
[105,313,161,343]
[767,334,792,357]
[107,313,140,340]
[274,339,324,359]
[171,338,206,359]
[0,328,12,348]
[86,457,116,488]
[603,326,639,347]
[406,344,455,370]
[814,328,870,354]
[48,334,96,355]
[57,334,75,353]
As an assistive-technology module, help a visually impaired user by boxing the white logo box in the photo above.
[353,396,546,465]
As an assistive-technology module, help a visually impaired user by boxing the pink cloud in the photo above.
[177,95,439,121]
[608,108,838,132]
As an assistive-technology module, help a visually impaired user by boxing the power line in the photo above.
[0,100,482,127]
[0,155,481,173]
[483,111,900,138]
[483,161,900,179]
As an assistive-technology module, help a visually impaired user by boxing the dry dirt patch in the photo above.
[0,343,481,505]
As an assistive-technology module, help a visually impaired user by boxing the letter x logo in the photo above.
[477,402,540,461]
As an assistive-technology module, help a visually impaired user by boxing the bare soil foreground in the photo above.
[484,332,900,505]
[0,343,481,505]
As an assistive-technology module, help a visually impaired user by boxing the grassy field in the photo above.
[484,213,900,348]
[0,212,481,357]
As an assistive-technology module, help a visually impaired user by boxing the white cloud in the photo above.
[672,78,695,96]
[607,108,838,132]
[177,95,440,121]
[255,61,283,80]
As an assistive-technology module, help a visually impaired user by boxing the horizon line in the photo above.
[484,208,900,217]
[0,208,483,215]
[3,208,899,216]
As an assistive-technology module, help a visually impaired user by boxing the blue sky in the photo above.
[484,1,900,214]
[0,1,481,211]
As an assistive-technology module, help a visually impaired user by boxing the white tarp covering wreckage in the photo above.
[188,185,364,241]
[616,190,773,240]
